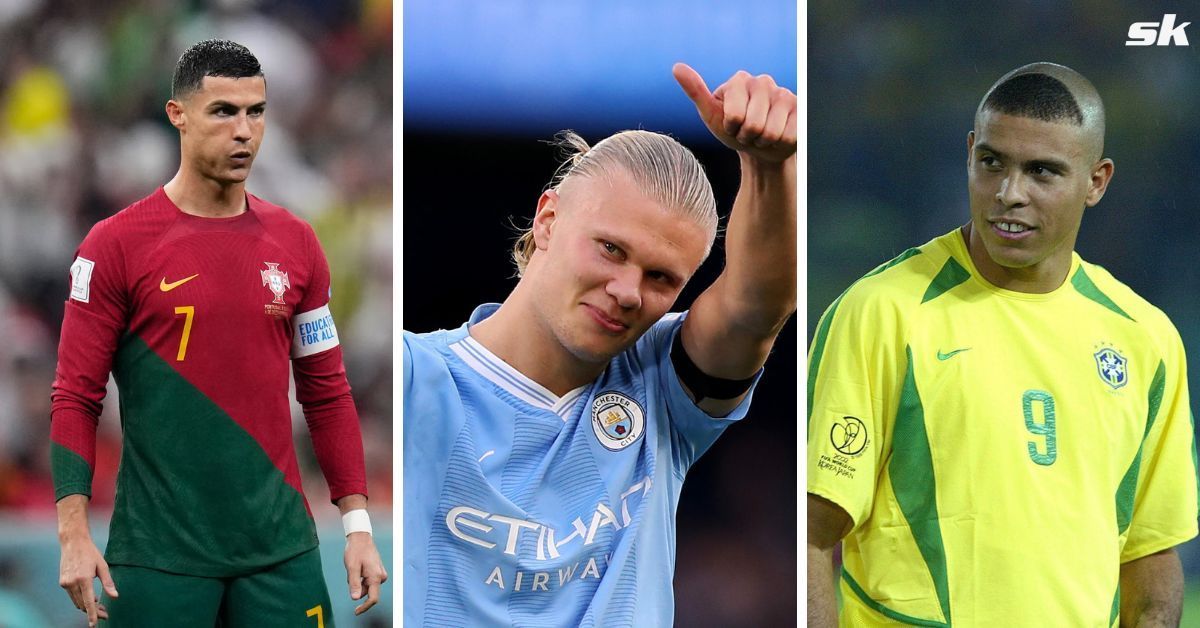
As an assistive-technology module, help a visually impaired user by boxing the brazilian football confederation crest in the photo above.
[591,391,646,451]
[260,262,290,305]
[1094,347,1128,389]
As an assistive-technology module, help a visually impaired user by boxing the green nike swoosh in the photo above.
[937,348,971,361]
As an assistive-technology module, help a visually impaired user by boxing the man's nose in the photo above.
[607,267,642,310]
[233,113,252,142]
[996,172,1029,207]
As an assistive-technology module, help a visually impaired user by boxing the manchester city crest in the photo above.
[1094,347,1128,389]
[591,391,646,451]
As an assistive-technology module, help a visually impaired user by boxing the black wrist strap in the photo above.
[670,330,759,402]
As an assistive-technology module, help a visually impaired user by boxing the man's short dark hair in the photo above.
[981,73,1083,125]
[172,39,263,99]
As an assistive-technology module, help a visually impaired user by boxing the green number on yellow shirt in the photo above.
[1023,389,1057,465]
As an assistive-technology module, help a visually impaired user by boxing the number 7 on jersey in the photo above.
[174,305,195,361]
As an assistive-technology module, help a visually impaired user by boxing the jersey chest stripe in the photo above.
[807,248,923,430]
[888,345,952,625]
[1071,266,1135,321]
[920,256,970,304]
[1191,410,1199,520]
[841,568,949,627]
[1115,360,1166,534]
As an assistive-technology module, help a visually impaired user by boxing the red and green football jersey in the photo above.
[51,187,367,576]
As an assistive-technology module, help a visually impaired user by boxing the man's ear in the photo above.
[1085,158,1115,207]
[166,99,186,131]
[532,189,560,251]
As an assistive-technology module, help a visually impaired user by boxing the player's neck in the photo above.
[962,223,1071,294]
[470,296,604,397]
[164,171,248,218]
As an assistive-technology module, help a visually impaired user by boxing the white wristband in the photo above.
[342,509,372,536]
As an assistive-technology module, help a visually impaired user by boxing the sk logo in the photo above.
[1127,14,1190,46]
[830,416,868,456]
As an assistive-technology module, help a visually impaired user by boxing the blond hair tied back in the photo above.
[511,130,718,276]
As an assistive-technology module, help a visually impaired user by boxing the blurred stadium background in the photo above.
[809,0,1200,620]
[0,1,391,626]
[403,0,796,625]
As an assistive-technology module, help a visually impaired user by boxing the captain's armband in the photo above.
[292,304,340,357]
[670,330,758,402]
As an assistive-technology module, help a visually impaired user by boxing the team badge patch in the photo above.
[1094,347,1128,389]
[260,262,290,304]
[591,391,646,451]
[260,262,291,317]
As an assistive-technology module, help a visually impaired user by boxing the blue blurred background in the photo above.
[403,0,797,625]
[0,1,392,626]
[808,0,1200,619]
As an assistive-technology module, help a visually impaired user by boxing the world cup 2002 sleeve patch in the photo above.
[816,415,870,480]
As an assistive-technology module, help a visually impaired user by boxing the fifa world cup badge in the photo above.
[261,262,291,316]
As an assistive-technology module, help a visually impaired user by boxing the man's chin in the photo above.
[212,167,252,184]
[566,337,631,365]
[990,253,1042,271]
[983,241,1039,270]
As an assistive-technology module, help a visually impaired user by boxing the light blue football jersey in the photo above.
[403,304,757,627]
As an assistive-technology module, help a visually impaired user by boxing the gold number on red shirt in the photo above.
[174,305,195,361]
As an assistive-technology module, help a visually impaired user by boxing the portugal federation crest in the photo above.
[260,262,290,305]
[591,391,646,451]
[1094,347,1128,389]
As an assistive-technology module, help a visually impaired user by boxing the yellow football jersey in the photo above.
[808,229,1198,627]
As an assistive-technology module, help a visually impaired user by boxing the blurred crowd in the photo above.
[0,0,393,523]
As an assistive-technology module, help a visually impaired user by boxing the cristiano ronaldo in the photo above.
[51,40,386,627]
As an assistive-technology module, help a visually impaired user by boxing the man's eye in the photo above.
[603,242,619,255]
[648,271,672,284]
[980,155,999,168]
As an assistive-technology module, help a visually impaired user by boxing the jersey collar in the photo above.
[451,304,588,419]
